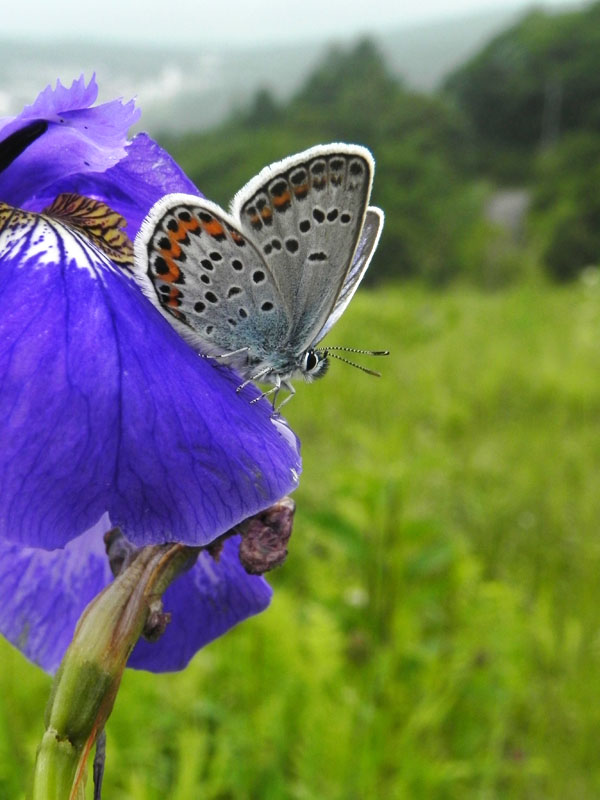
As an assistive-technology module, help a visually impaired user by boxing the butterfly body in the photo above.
[133,144,385,402]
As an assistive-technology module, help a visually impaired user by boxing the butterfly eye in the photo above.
[303,350,319,372]
[301,349,330,381]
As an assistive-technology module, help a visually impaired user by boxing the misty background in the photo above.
[0,2,584,134]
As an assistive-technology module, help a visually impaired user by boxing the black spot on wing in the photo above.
[291,169,307,185]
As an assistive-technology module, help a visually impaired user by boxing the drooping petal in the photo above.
[0,517,271,674]
[128,536,271,672]
[0,205,301,550]
[0,516,112,672]
[28,133,200,241]
[0,76,140,208]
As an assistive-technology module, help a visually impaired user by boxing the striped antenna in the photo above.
[327,352,383,377]
[314,346,389,356]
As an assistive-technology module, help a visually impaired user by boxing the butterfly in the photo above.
[133,143,387,408]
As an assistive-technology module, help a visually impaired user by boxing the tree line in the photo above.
[163,3,600,285]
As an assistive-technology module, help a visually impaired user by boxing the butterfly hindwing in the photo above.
[134,194,290,360]
[313,207,384,345]
[231,144,375,352]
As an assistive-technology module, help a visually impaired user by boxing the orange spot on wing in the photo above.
[157,236,182,283]
[182,217,200,234]
[203,219,225,237]
[260,206,273,220]
[155,220,201,282]
[165,287,182,307]
[157,259,181,283]
[273,190,291,207]
[169,227,186,249]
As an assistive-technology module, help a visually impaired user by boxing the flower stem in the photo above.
[30,496,295,799]
[31,543,198,800]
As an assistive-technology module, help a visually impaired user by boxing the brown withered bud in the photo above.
[238,496,295,575]
[143,598,172,642]
[103,527,138,577]
[206,538,225,562]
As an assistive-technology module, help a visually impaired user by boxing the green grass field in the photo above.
[3,279,600,799]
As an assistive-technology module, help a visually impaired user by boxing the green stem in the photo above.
[31,543,198,800]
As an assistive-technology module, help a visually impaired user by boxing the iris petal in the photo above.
[0,76,140,207]
[0,516,111,673]
[0,77,299,674]
[128,536,272,672]
[0,206,300,550]
[28,133,200,241]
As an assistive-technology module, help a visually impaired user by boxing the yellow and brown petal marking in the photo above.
[0,202,16,231]
[43,193,134,268]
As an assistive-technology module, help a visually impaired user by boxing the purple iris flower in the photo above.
[0,77,301,672]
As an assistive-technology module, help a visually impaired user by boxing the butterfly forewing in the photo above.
[135,195,290,361]
[232,144,374,353]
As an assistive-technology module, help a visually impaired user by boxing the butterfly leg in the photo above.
[274,381,295,412]
[204,347,249,361]
[236,366,273,394]
[250,375,281,406]
[270,374,283,409]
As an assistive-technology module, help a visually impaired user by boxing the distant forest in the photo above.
[162,2,600,286]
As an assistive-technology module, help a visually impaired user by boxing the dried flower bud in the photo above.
[143,598,172,642]
[239,496,295,574]
[103,527,137,577]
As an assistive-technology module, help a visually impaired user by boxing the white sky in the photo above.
[2,0,588,45]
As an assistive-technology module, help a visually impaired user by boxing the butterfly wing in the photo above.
[231,144,375,353]
[312,207,384,345]
[133,194,291,371]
